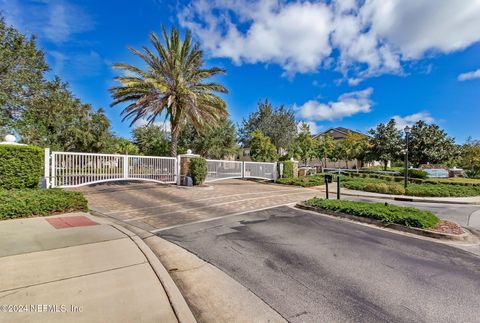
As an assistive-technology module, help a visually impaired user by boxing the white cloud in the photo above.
[392,112,434,130]
[0,0,94,44]
[179,0,480,81]
[458,69,480,81]
[179,0,333,76]
[296,88,373,121]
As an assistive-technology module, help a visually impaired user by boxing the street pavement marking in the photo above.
[150,203,298,233]
[106,188,311,215]
[126,190,318,223]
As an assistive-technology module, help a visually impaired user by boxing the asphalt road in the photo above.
[159,206,480,323]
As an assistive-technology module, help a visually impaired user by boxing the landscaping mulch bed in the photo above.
[431,220,464,235]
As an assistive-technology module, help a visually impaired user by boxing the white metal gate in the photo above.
[205,159,277,182]
[244,161,277,181]
[46,150,177,188]
[205,160,243,182]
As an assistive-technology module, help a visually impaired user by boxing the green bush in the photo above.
[405,183,480,197]
[407,169,428,179]
[341,176,480,197]
[0,189,88,220]
[282,160,295,178]
[0,145,44,189]
[189,157,207,185]
[304,197,439,229]
[277,174,325,187]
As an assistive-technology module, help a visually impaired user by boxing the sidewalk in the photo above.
[317,186,480,205]
[0,213,195,323]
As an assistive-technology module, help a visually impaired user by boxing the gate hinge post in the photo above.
[43,148,50,189]
[123,155,129,179]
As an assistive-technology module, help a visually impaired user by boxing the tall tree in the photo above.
[132,125,171,156]
[292,123,316,165]
[179,118,238,159]
[315,134,336,168]
[239,99,297,151]
[368,119,403,170]
[461,138,480,177]
[17,77,113,152]
[409,121,459,166]
[0,16,48,133]
[341,133,370,168]
[110,137,140,155]
[110,26,228,156]
[249,130,278,162]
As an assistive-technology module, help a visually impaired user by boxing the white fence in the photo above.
[45,149,277,188]
[205,159,277,182]
[244,161,277,181]
[206,160,243,182]
[47,150,177,188]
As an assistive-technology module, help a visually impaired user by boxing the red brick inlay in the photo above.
[46,216,99,229]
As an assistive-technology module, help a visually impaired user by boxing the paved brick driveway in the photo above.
[76,179,320,232]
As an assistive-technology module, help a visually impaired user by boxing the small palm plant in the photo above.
[110,26,228,156]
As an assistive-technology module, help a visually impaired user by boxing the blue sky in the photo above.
[2,0,480,143]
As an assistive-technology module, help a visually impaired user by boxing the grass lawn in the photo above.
[303,197,439,229]
[0,189,88,220]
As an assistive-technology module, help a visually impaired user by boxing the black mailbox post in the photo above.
[324,174,333,199]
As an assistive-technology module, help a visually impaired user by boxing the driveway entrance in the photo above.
[77,179,318,232]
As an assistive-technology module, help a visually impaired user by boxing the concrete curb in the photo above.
[90,210,287,323]
[90,215,197,323]
[336,190,480,205]
[296,203,472,242]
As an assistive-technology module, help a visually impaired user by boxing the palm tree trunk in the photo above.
[170,128,179,157]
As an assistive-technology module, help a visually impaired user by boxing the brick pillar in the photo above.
[178,151,199,186]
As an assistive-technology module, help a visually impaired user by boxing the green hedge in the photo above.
[407,169,428,179]
[345,172,480,187]
[282,160,294,178]
[304,197,439,229]
[277,174,326,187]
[0,189,88,220]
[189,157,207,185]
[341,176,480,197]
[0,145,44,189]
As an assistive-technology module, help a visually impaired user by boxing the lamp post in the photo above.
[404,126,411,189]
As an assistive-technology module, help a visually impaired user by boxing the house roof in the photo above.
[314,127,367,139]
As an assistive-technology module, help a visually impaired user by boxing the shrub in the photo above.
[304,197,439,229]
[407,169,428,179]
[406,183,480,197]
[0,144,44,189]
[189,157,207,185]
[277,174,325,187]
[281,160,295,178]
[362,182,405,195]
[0,189,88,219]
[341,176,480,197]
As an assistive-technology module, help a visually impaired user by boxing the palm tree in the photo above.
[110,26,228,156]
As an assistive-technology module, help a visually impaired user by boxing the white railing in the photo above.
[205,159,277,182]
[322,167,401,176]
[46,149,277,187]
[244,161,277,181]
[205,159,243,182]
[49,151,176,188]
